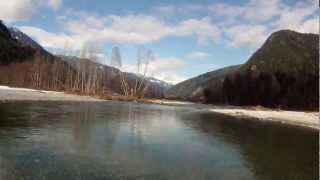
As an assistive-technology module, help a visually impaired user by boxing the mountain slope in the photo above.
[0,21,168,98]
[217,30,319,110]
[165,65,240,101]
[168,30,319,110]
[9,27,44,51]
[59,55,170,98]
[0,21,35,65]
[242,30,318,75]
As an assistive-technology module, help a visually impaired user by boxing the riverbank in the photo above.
[0,86,318,129]
[209,109,319,130]
[146,99,319,130]
[0,86,105,102]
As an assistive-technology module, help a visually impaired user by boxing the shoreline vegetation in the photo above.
[0,85,318,130]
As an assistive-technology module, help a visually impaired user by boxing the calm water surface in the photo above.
[0,101,318,180]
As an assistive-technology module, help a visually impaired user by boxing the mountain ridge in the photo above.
[165,65,240,101]
[167,30,319,110]
[0,21,168,98]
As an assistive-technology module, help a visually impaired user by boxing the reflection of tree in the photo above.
[70,102,124,156]
[126,104,167,147]
[105,103,164,163]
[0,149,19,180]
[0,102,32,129]
[181,112,318,180]
[71,102,95,153]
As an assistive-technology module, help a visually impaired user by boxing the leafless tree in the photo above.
[133,49,154,98]
[111,47,130,96]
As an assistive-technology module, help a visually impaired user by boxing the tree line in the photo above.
[204,69,319,110]
[0,45,163,99]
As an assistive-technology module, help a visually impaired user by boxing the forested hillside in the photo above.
[165,65,240,101]
[216,30,319,110]
[0,21,167,99]
[169,30,319,110]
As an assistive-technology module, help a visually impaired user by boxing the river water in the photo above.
[0,101,317,180]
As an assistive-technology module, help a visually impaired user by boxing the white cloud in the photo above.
[48,0,63,11]
[298,18,319,34]
[21,14,221,50]
[274,1,318,33]
[176,17,221,44]
[19,26,83,49]
[14,0,319,53]
[148,57,185,75]
[210,0,318,48]
[209,0,282,23]
[122,56,186,84]
[187,51,209,60]
[0,0,34,22]
[225,25,269,48]
[154,4,207,15]
[0,0,63,22]
[155,73,187,84]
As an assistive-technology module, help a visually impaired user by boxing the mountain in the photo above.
[9,27,44,51]
[165,65,240,101]
[0,21,169,98]
[59,55,171,98]
[146,77,172,89]
[168,30,319,110]
[0,21,12,41]
[241,30,318,75]
[0,20,35,65]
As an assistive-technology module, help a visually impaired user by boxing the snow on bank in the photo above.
[210,109,319,129]
[159,100,195,105]
[0,86,318,129]
[0,86,104,102]
[0,86,63,94]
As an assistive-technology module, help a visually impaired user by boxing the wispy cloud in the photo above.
[155,0,318,48]
[123,56,186,84]
[19,26,82,49]
[14,0,318,50]
[210,0,318,48]
[48,0,63,11]
[0,0,34,22]
[187,51,209,60]
[0,0,64,22]
[21,14,221,50]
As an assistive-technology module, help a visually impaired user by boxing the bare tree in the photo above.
[134,49,154,98]
[110,47,130,96]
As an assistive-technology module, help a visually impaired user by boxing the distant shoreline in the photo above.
[147,100,319,130]
[209,109,319,130]
[0,86,105,102]
[0,85,318,130]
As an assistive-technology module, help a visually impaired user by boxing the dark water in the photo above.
[0,101,318,180]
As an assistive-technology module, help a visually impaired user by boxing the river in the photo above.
[0,101,317,180]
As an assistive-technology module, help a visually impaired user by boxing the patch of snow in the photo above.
[0,86,39,92]
[0,86,103,102]
[161,100,194,105]
[0,86,62,94]
[210,108,319,129]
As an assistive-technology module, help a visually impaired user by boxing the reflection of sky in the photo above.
[19,102,254,179]
[0,102,317,179]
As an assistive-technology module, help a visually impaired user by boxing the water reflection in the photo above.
[0,101,317,180]
[180,112,319,180]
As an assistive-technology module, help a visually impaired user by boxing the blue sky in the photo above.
[1,0,318,84]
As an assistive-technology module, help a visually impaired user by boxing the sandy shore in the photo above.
[0,86,105,102]
[210,109,319,129]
